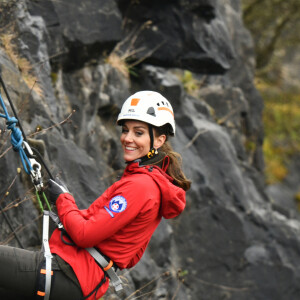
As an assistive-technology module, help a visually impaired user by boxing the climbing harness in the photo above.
[36,211,53,300]
[0,73,122,299]
[86,247,123,292]
[42,212,53,299]
[48,210,123,295]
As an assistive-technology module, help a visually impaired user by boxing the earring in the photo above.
[155,148,158,155]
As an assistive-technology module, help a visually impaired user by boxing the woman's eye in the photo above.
[136,131,143,136]
[121,128,128,133]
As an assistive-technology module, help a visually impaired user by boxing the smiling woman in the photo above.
[120,121,153,161]
[120,120,166,162]
[117,91,191,190]
[0,91,191,300]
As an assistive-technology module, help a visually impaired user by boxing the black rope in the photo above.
[0,73,54,180]
[0,74,26,248]
[0,74,27,141]
[30,147,54,180]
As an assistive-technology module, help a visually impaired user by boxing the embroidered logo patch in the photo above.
[109,196,127,213]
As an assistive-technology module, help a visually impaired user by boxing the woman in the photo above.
[0,91,191,300]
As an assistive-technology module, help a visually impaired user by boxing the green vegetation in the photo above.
[181,71,199,95]
[242,0,300,184]
[259,82,300,184]
[242,0,300,72]
[179,70,207,98]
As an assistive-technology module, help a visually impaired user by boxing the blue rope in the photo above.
[0,92,33,174]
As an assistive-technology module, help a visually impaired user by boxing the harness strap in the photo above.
[48,211,123,293]
[41,211,53,300]
[86,247,123,292]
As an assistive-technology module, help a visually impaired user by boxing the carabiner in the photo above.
[23,141,43,191]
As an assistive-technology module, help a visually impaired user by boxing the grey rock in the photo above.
[1,1,300,300]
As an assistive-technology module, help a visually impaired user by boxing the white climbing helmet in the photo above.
[117,91,176,135]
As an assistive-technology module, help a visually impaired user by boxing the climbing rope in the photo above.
[0,73,54,187]
[0,73,53,248]
[36,190,51,213]
[0,93,33,174]
[0,74,58,300]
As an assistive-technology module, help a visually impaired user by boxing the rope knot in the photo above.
[1,85,33,175]
[6,116,23,152]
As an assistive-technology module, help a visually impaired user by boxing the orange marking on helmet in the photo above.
[158,107,174,117]
[131,98,140,106]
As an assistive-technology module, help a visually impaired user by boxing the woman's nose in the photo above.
[124,132,133,142]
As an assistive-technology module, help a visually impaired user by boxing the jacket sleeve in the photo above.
[56,175,160,248]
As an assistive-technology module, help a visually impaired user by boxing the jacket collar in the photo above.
[126,150,167,168]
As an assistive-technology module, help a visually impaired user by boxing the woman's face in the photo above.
[120,120,151,162]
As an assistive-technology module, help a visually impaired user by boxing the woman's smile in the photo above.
[120,120,150,161]
[125,146,138,151]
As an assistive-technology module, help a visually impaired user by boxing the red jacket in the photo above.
[50,162,186,299]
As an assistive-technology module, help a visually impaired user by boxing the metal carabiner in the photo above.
[23,141,43,191]
[31,165,43,191]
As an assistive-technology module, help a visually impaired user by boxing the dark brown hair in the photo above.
[154,124,191,191]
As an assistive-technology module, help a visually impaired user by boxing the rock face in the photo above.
[1,1,300,299]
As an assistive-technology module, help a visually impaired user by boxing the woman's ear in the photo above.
[154,134,166,149]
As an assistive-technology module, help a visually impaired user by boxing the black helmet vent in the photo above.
[147,107,156,117]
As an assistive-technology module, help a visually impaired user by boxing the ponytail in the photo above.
[154,124,191,191]
[160,142,191,191]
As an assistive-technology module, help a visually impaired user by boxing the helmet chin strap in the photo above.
[125,123,159,165]
[147,124,157,158]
